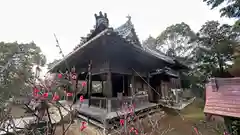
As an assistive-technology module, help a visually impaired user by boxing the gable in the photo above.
[114,17,141,46]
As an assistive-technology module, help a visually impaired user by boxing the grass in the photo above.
[153,98,225,135]
[183,112,204,120]
[181,99,205,121]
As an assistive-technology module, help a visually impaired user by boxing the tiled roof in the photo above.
[150,67,179,77]
[204,77,240,118]
[144,46,175,64]
[49,12,187,72]
[114,17,141,46]
[114,17,175,64]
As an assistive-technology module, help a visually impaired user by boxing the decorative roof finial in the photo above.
[126,15,131,21]
[99,11,103,16]
[94,11,109,28]
[104,13,107,18]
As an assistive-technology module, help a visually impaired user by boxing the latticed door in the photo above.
[161,81,170,99]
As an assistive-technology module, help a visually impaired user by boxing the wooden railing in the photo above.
[90,94,149,112]
[90,97,107,109]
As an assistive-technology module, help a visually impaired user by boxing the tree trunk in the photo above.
[217,54,224,77]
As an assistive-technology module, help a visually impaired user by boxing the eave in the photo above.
[48,28,110,73]
[172,59,190,70]
[49,28,176,74]
[110,31,175,69]
[150,68,179,78]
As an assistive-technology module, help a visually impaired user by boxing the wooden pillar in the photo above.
[106,71,112,97]
[161,81,165,99]
[105,60,112,98]
[147,73,152,102]
[122,75,125,93]
[175,90,180,103]
[107,99,111,112]
[166,79,170,99]
[130,72,135,96]
[133,73,136,94]
[88,61,92,107]
[178,72,182,89]
[106,70,112,112]
[127,75,131,96]
[101,81,104,93]
[158,79,162,100]
[100,74,105,96]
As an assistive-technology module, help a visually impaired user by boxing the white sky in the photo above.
[0,0,236,65]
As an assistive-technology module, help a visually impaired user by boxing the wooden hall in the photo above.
[49,11,188,126]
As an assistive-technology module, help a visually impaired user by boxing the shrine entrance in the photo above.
[149,75,161,102]
[111,74,129,97]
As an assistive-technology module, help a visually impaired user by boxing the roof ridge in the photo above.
[144,46,175,64]
[74,12,109,50]
[114,16,141,46]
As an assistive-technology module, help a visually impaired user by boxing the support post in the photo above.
[130,74,134,96]
[178,71,182,89]
[107,99,111,112]
[132,72,136,94]
[122,75,125,94]
[161,81,165,100]
[101,81,104,93]
[106,71,112,97]
[130,72,136,105]
[88,60,92,107]
[106,68,112,112]
[147,73,152,102]
[99,100,102,108]
[176,90,179,103]
[100,74,105,96]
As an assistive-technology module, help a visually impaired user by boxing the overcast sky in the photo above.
[0,0,236,64]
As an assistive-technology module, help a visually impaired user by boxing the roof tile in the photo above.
[204,77,240,118]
